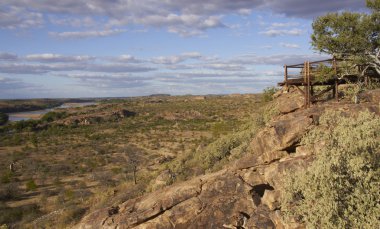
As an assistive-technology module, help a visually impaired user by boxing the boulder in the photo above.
[262,190,281,211]
[276,89,304,114]
[251,114,313,154]
[150,169,175,191]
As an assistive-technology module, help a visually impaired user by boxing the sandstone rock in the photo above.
[150,169,175,191]
[276,89,304,114]
[252,114,313,154]
[262,190,281,211]
[294,145,313,157]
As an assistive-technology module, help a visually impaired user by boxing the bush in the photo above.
[262,87,279,102]
[313,63,335,82]
[1,171,13,184]
[0,202,41,226]
[25,179,37,191]
[282,110,380,228]
[0,183,20,201]
[41,111,67,122]
[0,112,8,125]
[56,205,86,226]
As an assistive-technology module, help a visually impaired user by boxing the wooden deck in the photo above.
[278,58,345,108]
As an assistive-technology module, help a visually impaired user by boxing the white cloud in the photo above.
[0,52,18,61]
[261,45,273,49]
[49,16,96,27]
[259,28,303,37]
[0,6,43,29]
[117,55,142,63]
[25,53,94,62]
[49,29,125,39]
[280,42,300,49]
[0,0,367,36]
[270,22,299,28]
[230,53,329,65]
[152,52,202,65]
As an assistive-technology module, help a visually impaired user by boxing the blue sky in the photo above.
[0,0,366,98]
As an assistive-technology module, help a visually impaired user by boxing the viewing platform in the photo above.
[278,58,361,108]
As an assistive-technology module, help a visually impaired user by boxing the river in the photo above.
[7,102,97,121]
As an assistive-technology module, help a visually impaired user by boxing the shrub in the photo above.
[56,205,86,227]
[282,110,380,228]
[0,112,8,125]
[25,179,37,191]
[0,203,41,226]
[1,171,13,184]
[0,183,20,201]
[262,87,279,102]
[41,111,67,122]
[313,63,335,82]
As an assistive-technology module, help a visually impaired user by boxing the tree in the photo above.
[311,0,380,75]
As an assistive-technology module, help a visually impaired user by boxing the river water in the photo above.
[7,102,97,122]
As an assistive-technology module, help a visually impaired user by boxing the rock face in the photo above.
[276,88,305,114]
[76,90,380,229]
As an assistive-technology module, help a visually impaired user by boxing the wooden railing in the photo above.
[280,58,339,108]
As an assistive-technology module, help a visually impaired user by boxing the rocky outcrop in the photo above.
[76,90,380,229]
[57,108,136,126]
[276,88,304,114]
[150,170,175,191]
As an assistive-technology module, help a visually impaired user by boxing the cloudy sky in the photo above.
[0,0,366,98]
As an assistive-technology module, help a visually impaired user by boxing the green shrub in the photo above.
[0,112,8,125]
[262,87,279,102]
[198,128,253,170]
[0,183,20,201]
[41,111,67,122]
[25,179,37,191]
[313,63,335,82]
[1,171,13,184]
[282,110,380,228]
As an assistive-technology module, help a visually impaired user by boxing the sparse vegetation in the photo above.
[0,94,266,227]
[262,87,279,102]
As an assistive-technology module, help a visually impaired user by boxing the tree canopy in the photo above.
[311,0,380,75]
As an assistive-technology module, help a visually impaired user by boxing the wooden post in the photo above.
[284,65,288,87]
[307,61,311,107]
[304,62,307,107]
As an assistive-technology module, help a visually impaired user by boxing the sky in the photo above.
[0,0,367,99]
